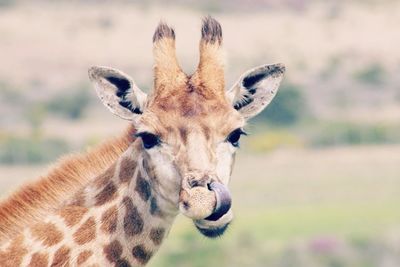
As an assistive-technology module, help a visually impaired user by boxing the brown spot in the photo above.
[77,250,92,265]
[51,245,70,267]
[131,245,152,265]
[181,100,202,117]
[100,205,118,234]
[58,206,88,227]
[0,235,28,267]
[120,157,136,183]
[150,227,165,245]
[135,176,151,202]
[157,100,174,112]
[95,163,116,188]
[116,259,132,267]
[123,197,144,236]
[178,126,188,144]
[95,181,117,206]
[31,222,63,247]
[142,160,156,180]
[201,123,211,140]
[28,252,48,267]
[70,190,85,206]
[103,240,122,263]
[150,197,161,216]
[73,216,96,245]
[165,126,173,133]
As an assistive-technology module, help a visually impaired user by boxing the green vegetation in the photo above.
[353,63,386,86]
[0,84,91,164]
[149,212,399,267]
[245,121,400,152]
[309,122,399,147]
[0,0,14,8]
[0,135,69,164]
[46,86,91,120]
[320,55,343,80]
[26,104,47,137]
[0,81,24,103]
[245,130,303,152]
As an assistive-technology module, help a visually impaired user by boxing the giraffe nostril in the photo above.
[188,175,211,188]
[207,182,212,191]
[189,180,200,188]
[185,171,214,189]
[182,201,190,209]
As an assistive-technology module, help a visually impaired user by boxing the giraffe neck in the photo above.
[0,144,180,267]
[70,144,180,266]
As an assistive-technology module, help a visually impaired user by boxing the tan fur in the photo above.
[73,217,96,245]
[152,23,186,94]
[51,245,70,266]
[58,206,88,227]
[70,189,86,206]
[30,222,63,247]
[94,163,116,188]
[192,43,225,97]
[193,16,225,97]
[100,205,118,234]
[152,17,225,102]
[77,250,93,265]
[28,252,48,267]
[0,125,135,241]
[94,180,118,206]
[0,235,27,267]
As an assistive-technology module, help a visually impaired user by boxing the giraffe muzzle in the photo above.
[179,181,232,221]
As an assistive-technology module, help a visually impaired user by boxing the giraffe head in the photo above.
[88,17,285,238]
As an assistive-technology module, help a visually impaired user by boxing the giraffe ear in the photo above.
[88,66,147,120]
[226,63,285,119]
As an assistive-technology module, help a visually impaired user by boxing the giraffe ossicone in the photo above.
[0,16,285,266]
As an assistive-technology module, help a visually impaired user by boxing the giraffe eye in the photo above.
[226,128,246,147]
[136,132,161,149]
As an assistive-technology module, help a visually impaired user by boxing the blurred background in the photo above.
[1,0,400,266]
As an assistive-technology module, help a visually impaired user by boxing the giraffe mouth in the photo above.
[178,175,233,238]
[194,208,233,238]
[195,222,230,238]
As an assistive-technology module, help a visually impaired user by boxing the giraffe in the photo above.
[0,16,285,266]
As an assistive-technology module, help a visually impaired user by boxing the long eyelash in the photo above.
[134,132,162,143]
[239,129,248,136]
[134,132,144,138]
[226,128,247,148]
[134,132,152,138]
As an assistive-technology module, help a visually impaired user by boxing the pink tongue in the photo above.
[205,182,231,221]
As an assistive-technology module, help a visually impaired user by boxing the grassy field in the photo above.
[1,145,399,266]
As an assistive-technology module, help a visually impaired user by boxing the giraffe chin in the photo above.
[193,209,233,238]
[195,222,230,238]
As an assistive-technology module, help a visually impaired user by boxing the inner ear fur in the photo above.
[88,66,147,120]
[227,63,285,119]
